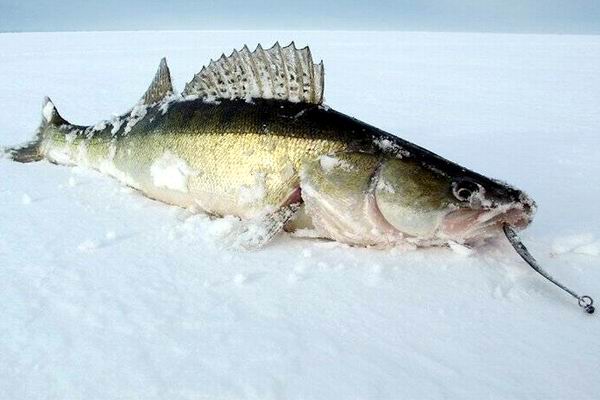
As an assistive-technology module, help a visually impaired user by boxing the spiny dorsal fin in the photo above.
[182,42,324,104]
[42,97,68,126]
[140,58,174,105]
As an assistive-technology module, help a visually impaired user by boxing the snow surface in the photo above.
[1,31,599,399]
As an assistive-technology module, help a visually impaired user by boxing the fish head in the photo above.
[439,173,536,242]
[375,157,536,244]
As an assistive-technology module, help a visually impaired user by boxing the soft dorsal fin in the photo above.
[140,58,174,105]
[182,42,324,104]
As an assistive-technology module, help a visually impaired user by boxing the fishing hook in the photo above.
[503,224,594,314]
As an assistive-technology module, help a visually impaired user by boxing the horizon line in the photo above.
[1,28,599,37]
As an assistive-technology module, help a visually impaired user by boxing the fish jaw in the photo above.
[439,195,536,243]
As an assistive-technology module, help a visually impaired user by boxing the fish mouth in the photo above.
[441,201,535,242]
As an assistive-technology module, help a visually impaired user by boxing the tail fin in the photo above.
[5,97,67,163]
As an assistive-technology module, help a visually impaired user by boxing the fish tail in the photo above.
[5,97,68,163]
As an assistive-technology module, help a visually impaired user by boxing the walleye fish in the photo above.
[7,42,536,249]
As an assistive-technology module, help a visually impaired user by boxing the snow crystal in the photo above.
[287,272,301,283]
[374,137,409,157]
[471,187,493,209]
[201,95,221,105]
[371,263,382,274]
[203,215,239,240]
[319,155,352,172]
[376,179,395,193]
[233,274,247,285]
[552,234,599,256]
[92,120,107,132]
[182,94,199,102]
[294,263,308,274]
[239,173,267,205]
[42,100,55,122]
[159,102,170,115]
[150,151,195,193]
[291,228,322,239]
[124,104,148,134]
[110,116,123,135]
[21,193,31,205]
[374,138,395,151]
[77,239,98,252]
[159,94,180,115]
[365,263,384,286]
[319,155,339,172]
[227,219,272,250]
[47,146,73,165]
[573,242,600,256]
[65,132,77,144]
[448,240,475,256]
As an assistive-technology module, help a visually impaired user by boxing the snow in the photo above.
[123,103,148,134]
[447,240,475,256]
[1,31,600,399]
[64,131,77,144]
[110,115,124,135]
[552,234,600,256]
[238,173,267,205]
[20,193,32,205]
[318,154,352,172]
[159,94,180,114]
[376,178,396,193]
[42,98,55,122]
[374,137,408,157]
[91,119,107,132]
[150,151,195,193]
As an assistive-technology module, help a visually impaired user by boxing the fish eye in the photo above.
[452,180,480,202]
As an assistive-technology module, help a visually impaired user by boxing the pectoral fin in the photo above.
[224,203,301,250]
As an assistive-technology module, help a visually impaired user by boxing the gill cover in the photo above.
[375,158,453,238]
[300,153,401,246]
